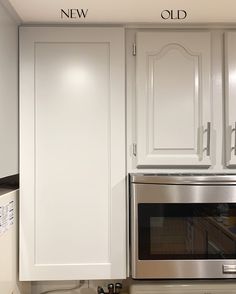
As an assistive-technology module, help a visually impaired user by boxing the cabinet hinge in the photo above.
[132,43,136,56]
[132,143,137,156]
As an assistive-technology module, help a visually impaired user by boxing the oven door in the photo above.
[131,183,236,279]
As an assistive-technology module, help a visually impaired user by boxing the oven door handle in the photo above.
[132,184,236,203]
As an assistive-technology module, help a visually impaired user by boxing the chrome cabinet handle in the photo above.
[226,124,234,164]
[198,123,211,159]
[206,122,211,156]
[228,122,236,157]
[234,122,236,156]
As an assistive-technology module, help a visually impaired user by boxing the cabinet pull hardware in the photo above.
[132,43,136,56]
[132,143,137,156]
[226,124,234,164]
[234,122,236,156]
[206,122,211,156]
[228,122,236,158]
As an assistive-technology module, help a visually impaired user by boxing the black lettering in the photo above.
[171,10,178,19]
[77,9,88,18]
[70,9,77,18]
[178,10,187,19]
[60,8,88,19]
[161,10,170,19]
[61,9,70,18]
[161,9,187,20]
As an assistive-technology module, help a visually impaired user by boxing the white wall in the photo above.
[31,280,127,294]
[7,0,236,24]
[0,0,19,178]
[0,2,31,293]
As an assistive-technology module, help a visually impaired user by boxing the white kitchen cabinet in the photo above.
[136,32,212,167]
[19,27,126,280]
[225,32,236,166]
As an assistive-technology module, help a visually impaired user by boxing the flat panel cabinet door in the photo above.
[225,32,236,166]
[136,32,212,167]
[20,27,126,280]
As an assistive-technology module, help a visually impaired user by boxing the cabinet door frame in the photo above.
[20,27,126,281]
[225,32,236,167]
[136,31,212,167]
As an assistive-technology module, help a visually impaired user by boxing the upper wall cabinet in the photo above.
[136,32,212,167]
[20,27,126,280]
[225,32,236,167]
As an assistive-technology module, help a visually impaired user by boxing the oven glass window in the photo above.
[138,203,236,260]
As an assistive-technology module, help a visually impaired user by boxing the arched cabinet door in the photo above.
[20,27,126,281]
[136,32,212,167]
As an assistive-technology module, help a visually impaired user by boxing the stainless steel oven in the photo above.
[131,174,236,279]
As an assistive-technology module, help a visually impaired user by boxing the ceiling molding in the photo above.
[0,0,22,24]
[7,0,236,24]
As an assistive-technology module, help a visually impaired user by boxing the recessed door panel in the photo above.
[136,32,212,167]
[151,44,197,151]
[35,43,110,264]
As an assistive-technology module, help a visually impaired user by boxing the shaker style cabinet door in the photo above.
[225,32,236,166]
[136,32,212,167]
[20,27,126,280]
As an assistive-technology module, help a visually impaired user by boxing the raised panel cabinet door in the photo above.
[20,27,126,280]
[225,32,236,166]
[136,32,212,167]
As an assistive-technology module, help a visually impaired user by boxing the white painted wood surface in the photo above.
[127,29,235,174]
[0,0,18,178]
[136,31,212,167]
[225,32,236,166]
[20,27,126,280]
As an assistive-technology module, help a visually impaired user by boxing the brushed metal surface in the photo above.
[206,122,211,156]
[130,174,236,279]
[234,122,236,156]
[132,183,236,203]
[130,173,236,185]
[133,260,236,279]
[223,264,236,273]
